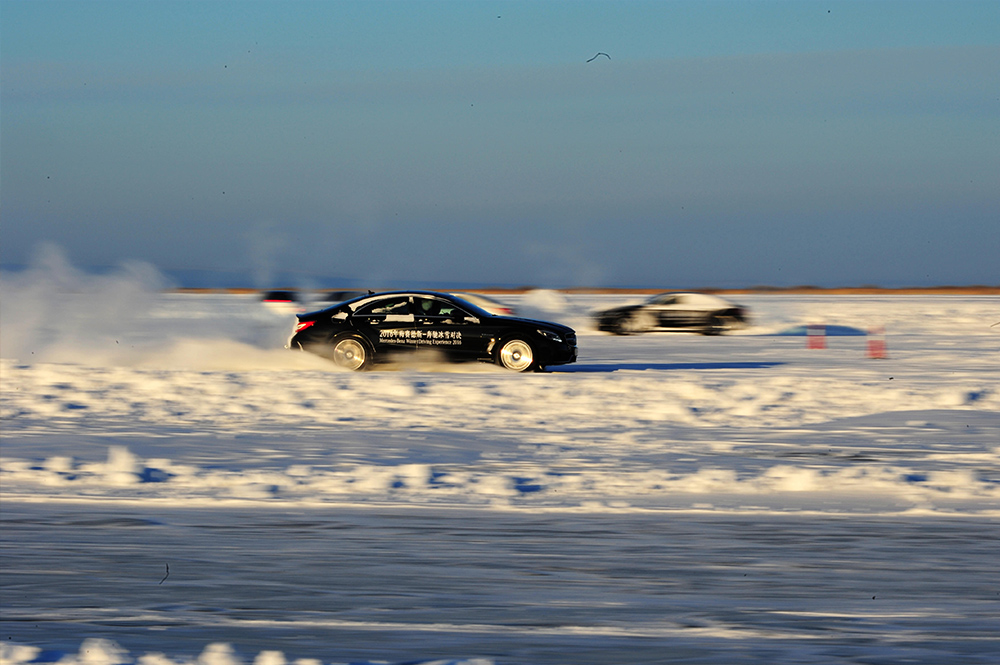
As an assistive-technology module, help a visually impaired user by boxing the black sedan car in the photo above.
[287,291,577,372]
[594,292,749,335]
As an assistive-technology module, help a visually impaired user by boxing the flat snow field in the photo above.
[1,288,998,665]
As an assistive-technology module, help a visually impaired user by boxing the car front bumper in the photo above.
[542,337,578,367]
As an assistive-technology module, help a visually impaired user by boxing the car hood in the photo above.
[496,315,575,336]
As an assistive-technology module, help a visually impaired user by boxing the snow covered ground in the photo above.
[1,263,998,664]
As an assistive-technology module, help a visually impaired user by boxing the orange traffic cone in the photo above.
[867,327,888,359]
[806,324,826,349]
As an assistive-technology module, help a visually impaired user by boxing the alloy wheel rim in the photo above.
[500,340,533,371]
[334,339,366,370]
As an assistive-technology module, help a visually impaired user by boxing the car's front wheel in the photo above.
[327,333,372,371]
[496,338,536,372]
[702,314,729,336]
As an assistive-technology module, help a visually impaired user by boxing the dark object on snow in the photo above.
[261,290,304,314]
[288,291,577,372]
[261,289,299,303]
[774,324,866,337]
[594,292,749,336]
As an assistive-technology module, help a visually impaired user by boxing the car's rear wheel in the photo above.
[496,338,536,372]
[617,311,654,335]
[327,334,372,371]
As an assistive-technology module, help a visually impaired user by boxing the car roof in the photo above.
[650,292,732,306]
[343,290,494,315]
[348,289,456,303]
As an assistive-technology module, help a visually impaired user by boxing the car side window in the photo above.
[357,297,410,316]
[413,297,443,317]
[443,304,473,322]
[415,298,471,322]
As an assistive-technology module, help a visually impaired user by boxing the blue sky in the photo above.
[2,1,998,289]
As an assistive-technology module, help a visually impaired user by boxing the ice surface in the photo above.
[1,275,998,663]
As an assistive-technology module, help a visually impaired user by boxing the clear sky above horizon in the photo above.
[2,0,998,289]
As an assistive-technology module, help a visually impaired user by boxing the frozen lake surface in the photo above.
[3,504,998,665]
[1,274,998,664]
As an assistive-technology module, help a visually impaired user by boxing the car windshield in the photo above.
[444,295,494,319]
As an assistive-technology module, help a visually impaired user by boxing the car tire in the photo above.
[702,314,726,336]
[610,318,629,335]
[496,338,536,372]
[326,333,373,371]
[617,311,654,335]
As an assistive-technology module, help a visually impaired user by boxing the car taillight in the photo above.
[294,320,316,333]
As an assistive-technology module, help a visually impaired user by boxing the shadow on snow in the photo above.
[551,361,786,373]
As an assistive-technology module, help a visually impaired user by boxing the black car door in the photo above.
[649,295,677,328]
[651,295,699,329]
[351,296,415,353]
[671,295,704,328]
[411,296,489,359]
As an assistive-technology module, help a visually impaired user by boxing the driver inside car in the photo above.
[416,298,440,316]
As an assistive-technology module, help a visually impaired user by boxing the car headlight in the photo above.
[537,329,563,343]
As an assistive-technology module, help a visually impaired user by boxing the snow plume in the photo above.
[0,245,330,371]
[246,221,288,291]
[517,289,587,330]
[0,244,167,363]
